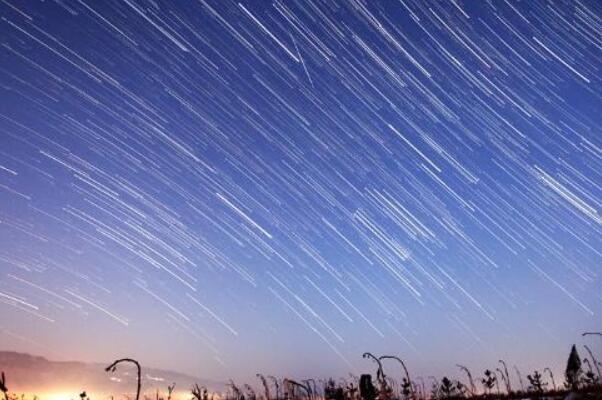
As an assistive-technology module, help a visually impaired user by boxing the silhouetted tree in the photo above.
[105,358,141,400]
[565,344,582,390]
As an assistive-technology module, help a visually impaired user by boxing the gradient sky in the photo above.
[0,0,600,386]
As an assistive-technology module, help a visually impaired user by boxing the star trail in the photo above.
[0,0,600,383]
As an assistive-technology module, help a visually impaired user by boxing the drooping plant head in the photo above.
[583,344,602,379]
[105,358,142,400]
[362,353,385,384]
[498,360,511,393]
[456,364,476,394]
[514,366,525,392]
[257,373,271,400]
[379,356,411,385]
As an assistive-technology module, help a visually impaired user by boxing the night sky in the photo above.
[0,0,600,384]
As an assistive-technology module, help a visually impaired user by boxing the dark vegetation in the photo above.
[1,333,601,400]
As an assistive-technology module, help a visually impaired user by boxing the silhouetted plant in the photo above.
[495,368,507,394]
[362,353,386,389]
[359,375,376,400]
[379,356,412,399]
[268,376,280,400]
[526,370,546,393]
[565,344,582,390]
[228,380,243,400]
[166,383,175,400]
[346,380,358,400]
[455,365,475,395]
[543,367,556,391]
[284,379,311,400]
[436,377,464,399]
[409,381,421,400]
[584,344,601,380]
[244,384,256,400]
[582,368,599,387]
[105,358,141,400]
[481,370,496,394]
[191,384,208,400]
[0,372,8,400]
[584,358,594,375]
[415,377,426,400]
[439,377,453,398]
[257,374,271,400]
[428,378,438,400]
[324,379,344,400]
[302,379,317,399]
[513,366,525,392]
[191,384,201,400]
[498,360,511,393]
[399,378,411,400]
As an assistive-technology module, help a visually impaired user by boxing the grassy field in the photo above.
[1,339,601,400]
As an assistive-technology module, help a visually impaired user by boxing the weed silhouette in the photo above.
[105,359,142,400]
[378,356,412,399]
[256,374,270,400]
[512,366,525,393]
[1,373,8,400]
[455,365,475,396]
[543,367,556,391]
[526,370,546,394]
[480,370,496,395]
[497,360,511,394]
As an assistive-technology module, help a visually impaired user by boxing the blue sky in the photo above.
[0,0,600,384]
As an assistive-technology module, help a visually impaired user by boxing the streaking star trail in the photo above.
[0,0,600,383]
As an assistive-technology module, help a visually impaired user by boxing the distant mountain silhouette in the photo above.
[0,351,225,396]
